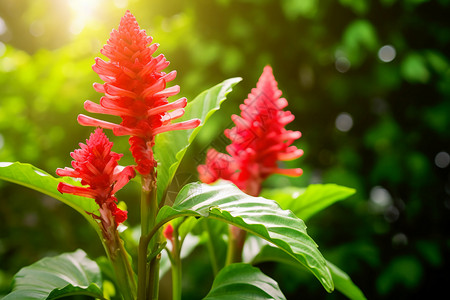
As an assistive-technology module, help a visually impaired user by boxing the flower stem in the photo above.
[147,252,161,300]
[203,220,219,275]
[147,192,161,300]
[138,174,158,300]
[225,225,247,265]
[98,206,136,300]
[137,235,149,299]
[110,230,137,300]
[171,227,182,300]
[225,187,258,266]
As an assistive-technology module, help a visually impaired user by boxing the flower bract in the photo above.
[198,66,303,196]
[78,11,200,175]
[56,128,135,228]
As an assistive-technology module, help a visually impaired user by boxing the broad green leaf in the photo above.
[261,184,356,221]
[156,181,334,292]
[4,249,104,300]
[203,263,286,300]
[154,77,242,204]
[252,245,366,300]
[327,260,367,300]
[0,162,100,231]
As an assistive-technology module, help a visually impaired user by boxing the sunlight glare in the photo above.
[0,17,7,35]
[67,0,102,35]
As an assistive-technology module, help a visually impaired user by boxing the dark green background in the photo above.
[0,0,449,299]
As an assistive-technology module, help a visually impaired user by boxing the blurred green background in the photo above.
[0,0,449,299]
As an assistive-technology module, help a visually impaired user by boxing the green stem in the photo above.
[147,253,161,300]
[225,225,247,265]
[171,227,182,300]
[137,235,149,299]
[97,205,136,300]
[147,214,161,300]
[110,230,137,300]
[203,220,219,276]
[138,175,158,300]
[225,186,258,266]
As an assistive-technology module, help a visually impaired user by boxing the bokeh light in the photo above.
[378,45,396,63]
[113,0,129,9]
[0,41,5,56]
[0,133,4,151]
[0,17,7,36]
[335,56,351,73]
[434,151,450,168]
[0,1,449,298]
[335,112,353,132]
[29,21,45,37]
[392,233,408,247]
[370,186,392,212]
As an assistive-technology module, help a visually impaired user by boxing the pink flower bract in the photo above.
[198,66,303,196]
[78,11,200,175]
[56,128,135,227]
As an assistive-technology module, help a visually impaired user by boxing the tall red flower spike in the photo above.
[78,11,200,175]
[198,66,303,196]
[56,128,135,230]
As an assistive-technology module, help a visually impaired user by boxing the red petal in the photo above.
[147,97,187,116]
[78,114,120,130]
[153,119,200,135]
[57,182,96,198]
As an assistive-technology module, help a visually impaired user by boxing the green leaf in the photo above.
[339,0,369,15]
[154,77,242,204]
[4,249,104,300]
[203,263,286,300]
[261,184,356,221]
[327,260,367,300]
[342,19,378,65]
[156,181,334,292]
[252,245,366,300]
[0,162,100,231]
[401,53,430,83]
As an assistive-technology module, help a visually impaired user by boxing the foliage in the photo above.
[0,0,449,299]
[0,71,361,298]
[4,250,103,300]
[204,263,286,300]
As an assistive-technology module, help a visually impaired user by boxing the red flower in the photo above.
[78,11,200,175]
[198,66,303,196]
[163,223,174,241]
[56,128,135,228]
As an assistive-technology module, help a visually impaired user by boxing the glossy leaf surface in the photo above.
[261,184,356,221]
[252,245,366,300]
[4,249,104,300]
[0,162,100,230]
[203,263,286,300]
[156,181,334,292]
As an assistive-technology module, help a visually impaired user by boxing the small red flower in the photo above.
[163,223,174,246]
[163,223,174,241]
[78,11,200,175]
[56,128,135,228]
[198,66,303,196]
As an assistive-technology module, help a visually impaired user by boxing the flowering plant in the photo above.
[0,11,365,300]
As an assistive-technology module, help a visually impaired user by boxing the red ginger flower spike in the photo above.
[78,11,200,175]
[56,128,135,230]
[198,66,303,196]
